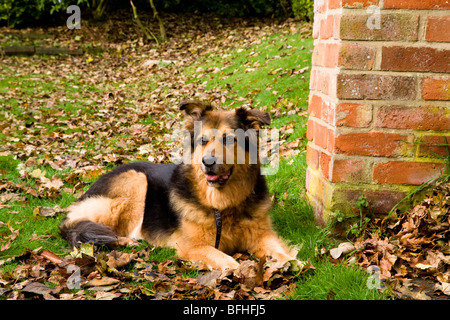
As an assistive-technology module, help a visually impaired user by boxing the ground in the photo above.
[0,12,390,300]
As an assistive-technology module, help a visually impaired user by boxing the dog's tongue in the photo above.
[206,173,219,181]
[206,169,231,182]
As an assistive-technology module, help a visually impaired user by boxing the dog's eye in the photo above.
[223,135,235,146]
[198,137,209,146]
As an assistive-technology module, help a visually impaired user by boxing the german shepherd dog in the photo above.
[60,100,296,270]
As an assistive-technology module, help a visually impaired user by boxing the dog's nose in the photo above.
[202,155,217,167]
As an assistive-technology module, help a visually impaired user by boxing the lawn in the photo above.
[0,14,391,300]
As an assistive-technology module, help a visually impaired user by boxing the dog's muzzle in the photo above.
[202,155,233,186]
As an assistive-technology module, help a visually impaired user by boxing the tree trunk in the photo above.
[149,0,167,42]
[130,0,159,44]
[93,0,108,20]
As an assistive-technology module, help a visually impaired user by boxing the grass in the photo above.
[0,24,391,300]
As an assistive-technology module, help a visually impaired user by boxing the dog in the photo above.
[60,100,297,270]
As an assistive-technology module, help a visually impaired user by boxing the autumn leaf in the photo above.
[330,181,450,299]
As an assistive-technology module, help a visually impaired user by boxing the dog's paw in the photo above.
[116,236,140,247]
[220,258,240,271]
[270,252,297,264]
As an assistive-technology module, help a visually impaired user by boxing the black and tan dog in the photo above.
[60,100,296,270]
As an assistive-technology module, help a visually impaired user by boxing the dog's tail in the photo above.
[59,218,118,248]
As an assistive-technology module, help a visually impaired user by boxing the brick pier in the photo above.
[306,0,450,223]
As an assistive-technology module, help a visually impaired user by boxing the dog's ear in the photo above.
[179,100,213,121]
[235,107,271,130]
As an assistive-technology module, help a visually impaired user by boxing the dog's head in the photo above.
[179,100,271,188]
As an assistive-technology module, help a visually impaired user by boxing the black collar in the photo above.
[213,209,222,249]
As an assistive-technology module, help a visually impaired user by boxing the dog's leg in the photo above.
[250,232,296,263]
[176,243,239,271]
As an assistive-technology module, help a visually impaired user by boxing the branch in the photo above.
[149,0,167,42]
[130,0,159,45]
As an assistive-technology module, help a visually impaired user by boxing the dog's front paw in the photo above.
[218,256,240,271]
[270,252,297,264]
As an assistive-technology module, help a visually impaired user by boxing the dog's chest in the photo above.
[214,209,256,252]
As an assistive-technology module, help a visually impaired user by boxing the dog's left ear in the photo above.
[235,107,271,130]
[179,100,213,121]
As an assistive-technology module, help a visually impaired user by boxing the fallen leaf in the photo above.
[196,270,221,287]
[22,282,54,295]
[84,277,120,287]
[106,251,132,269]
[40,249,63,264]
[33,205,66,217]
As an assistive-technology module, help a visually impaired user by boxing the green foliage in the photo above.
[291,0,314,21]
[329,196,378,240]
[1,0,315,27]
[157,0,314,19]
[155,0,290,17]
[1,0,39,27]
[0,0,89,27]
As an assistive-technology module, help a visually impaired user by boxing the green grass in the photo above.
[0,27,390,299]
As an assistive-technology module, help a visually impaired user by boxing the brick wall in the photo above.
[307,0,450,223]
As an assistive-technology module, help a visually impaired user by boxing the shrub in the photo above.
[1,0,315,28]
[291,0,314,21]
[0,0,89,27]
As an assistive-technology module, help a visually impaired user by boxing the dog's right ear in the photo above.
[179,100,213,121]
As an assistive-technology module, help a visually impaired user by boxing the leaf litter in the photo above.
[324,181,450,300]
[0,13,313,299]
[0,244,313,300]
[0,13,311,200]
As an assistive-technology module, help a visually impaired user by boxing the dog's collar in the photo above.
[213,209,222,249]
[213,189,257,249]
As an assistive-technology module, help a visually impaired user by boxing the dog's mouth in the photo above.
[205,167,233,186]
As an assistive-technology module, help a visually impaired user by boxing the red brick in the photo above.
[328,130,336,153]
[376,105,450,131]
[307,167,327,203]
[305,167,311,192]
[306,145,320,169]
[310,196,326,226]
[340,13,419,41]
[320,152,332,180]
[373,161,446,185]
[321,98,336,124]
[306,119,314,141]
[313,121,335,152]
[311,43,323,67]
[309,69,317,91]
[426,16,450,42]
[337,74,416,100]
[315,0,328,13]
[308,94,322,118]
[363,190,407,214]
[334,189,407,214]
[335,132,411,157]
[333,14,341,39]
[328,0,342,9]
[313,16,320,39]
[342,0,379,7]
[313,69,337,97]
[339,43,376,70]
[335,103,372,127]
[381,46,450,73]
[422,76,450,101]
[418,135,450,158]
[384,0,450,9]
[312,43,340,68]
[320,14,336,40]
[310,94,336,124]
[324,43,340,68]
[331,159,368,183]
